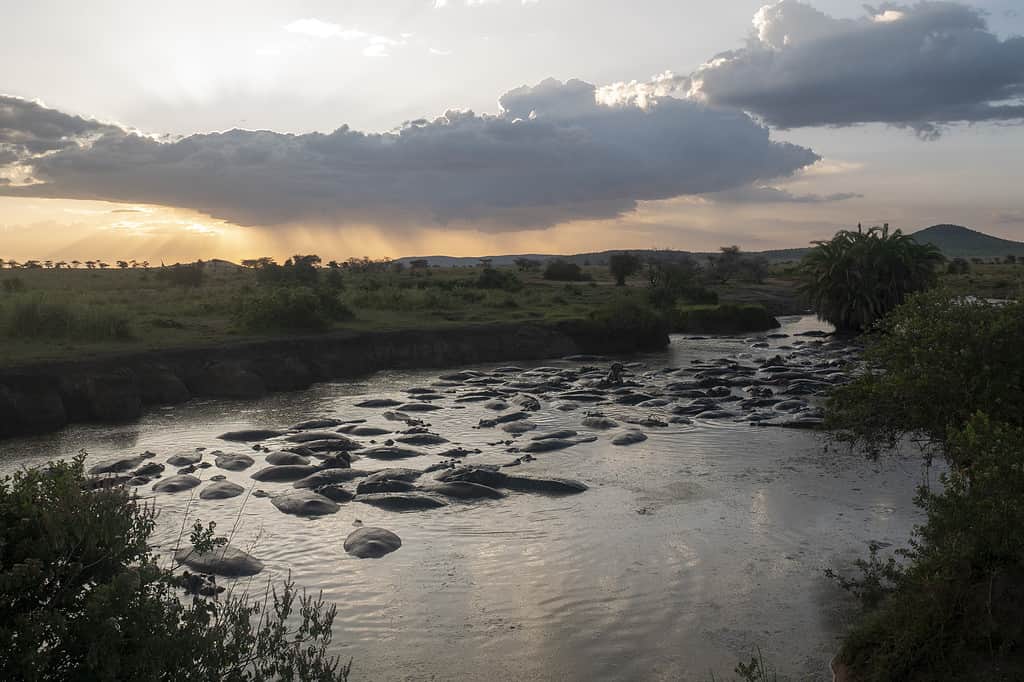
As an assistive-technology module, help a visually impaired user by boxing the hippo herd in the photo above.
[83,326,854,576]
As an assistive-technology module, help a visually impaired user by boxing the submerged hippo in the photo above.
[214,453,256,471]
[174,544,264,577]
[271,490,339,517]
[218,429,284,442]
[152,474,201,493]
[250,465,320,482]
[199,480,246,500]
[344,527,402,558]
[355,492,448,511]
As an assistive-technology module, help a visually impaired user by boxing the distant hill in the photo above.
[395,225,1024,268]
[911,224,1024,259]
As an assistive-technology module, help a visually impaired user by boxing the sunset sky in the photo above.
[2,0,1024,262]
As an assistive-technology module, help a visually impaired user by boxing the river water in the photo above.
[0,316,931,681]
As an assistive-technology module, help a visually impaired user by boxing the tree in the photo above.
[608,253,642,286]
[946,257,970,275]
[71,260,81,269]
[1007,254,1018,265]
[799,225,944,332]
[409,259,430,271]
[513,258,541,272]
[117,260,129,269]
[543,259,588,282]
[0,456,350,681]
[707,245,743,283]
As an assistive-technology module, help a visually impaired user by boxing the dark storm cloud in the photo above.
[0,80,819,230]
[690,1,1024,139]
[0,96,119,157]
[707,185,862,204]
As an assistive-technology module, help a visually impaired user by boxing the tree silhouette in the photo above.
[608,253,642,286]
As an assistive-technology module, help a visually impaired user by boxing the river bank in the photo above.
[0,319,668,438]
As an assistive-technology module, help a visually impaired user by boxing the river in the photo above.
[0,315,931,681]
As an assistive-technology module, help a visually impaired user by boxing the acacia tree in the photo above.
[608,253,642,286]
[799,225,944,332]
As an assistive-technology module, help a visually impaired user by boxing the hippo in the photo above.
[271,490,339,517]
[265,451,311,466]
[174,545,264,577]
[344,527,402,558]
[435,465,508,488]
[218,429,284,442]
[360,445,427,460]
[501,475,588,495]
[355,492,448,511]
[250,465,320,482]
[501,421,537,434]
[532,430,579,441]
[520,438,578,453]
[214,453,256,471]
[483,400,509,411]
[356,478,417,495]
[581,415,618,429]
[152,475,201,493]
[290,418,344,430]
[293,469,370,488]
[316,484,356,503]
[132,462,166,477]
[395,433,449,446]
[397,403,443,412]
[612,430,648,446]
[347,426,393,437]
[427,481,506,500]
[88,453,154,475]
[354,399,403,408]
[199,480,246,500]
[478,411,530,428]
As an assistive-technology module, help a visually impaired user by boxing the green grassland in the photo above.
[1,258,1017,367]
[0,264,640,365]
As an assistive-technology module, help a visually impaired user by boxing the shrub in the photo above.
[236,287,354,332]
[672,303,778,334]
[2,277,26,293]
[826,291,1024,459]
[0,456,350,681]
[543,260,589,282]
[475,268,522,291]
[155,263,205,288]
[585,297,669,350]
[7,300,133,341]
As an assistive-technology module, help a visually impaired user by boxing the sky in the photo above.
[2,0,1024,262]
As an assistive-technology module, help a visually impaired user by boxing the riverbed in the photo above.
[0,315,931,681]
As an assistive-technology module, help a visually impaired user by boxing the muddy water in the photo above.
[0,316,931,681]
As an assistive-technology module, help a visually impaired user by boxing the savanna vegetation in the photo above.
[825,293,1024,680]
[799,225,945,332]
[2,227,1019,365]
[0,455,350,681]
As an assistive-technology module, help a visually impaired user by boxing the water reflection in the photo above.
[0,316,927,680]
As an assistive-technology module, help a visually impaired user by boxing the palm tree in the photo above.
[799,224,945,333]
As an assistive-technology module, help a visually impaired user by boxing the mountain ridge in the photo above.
[393,225,1024,267]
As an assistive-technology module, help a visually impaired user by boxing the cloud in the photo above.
[0,80,819,231]
[687,1,1024,138]
[706,185,862,204]
[435,0,536,7]
[284,18,406,56]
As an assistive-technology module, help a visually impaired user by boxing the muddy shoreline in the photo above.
[0,320,668,438]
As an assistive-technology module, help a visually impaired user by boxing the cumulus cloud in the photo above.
[688,1,1024,138]
[0,80,819,231]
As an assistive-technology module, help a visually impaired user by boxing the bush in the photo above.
[836,415,1024,680]
[237,287,354,332]
[671,303,778,334]
[585,297,669,350]
[475,268,521,291]
[826,291,1024,459]
[543,260,589,282]
[608,253,642,286]
[0,456,350,681]
[2,277,26,293]
[155,263,205,288]
[7,300,133,341]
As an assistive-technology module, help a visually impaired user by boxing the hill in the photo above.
[911,224,1024,259]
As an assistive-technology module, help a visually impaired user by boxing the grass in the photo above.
[1,260,1014,366]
